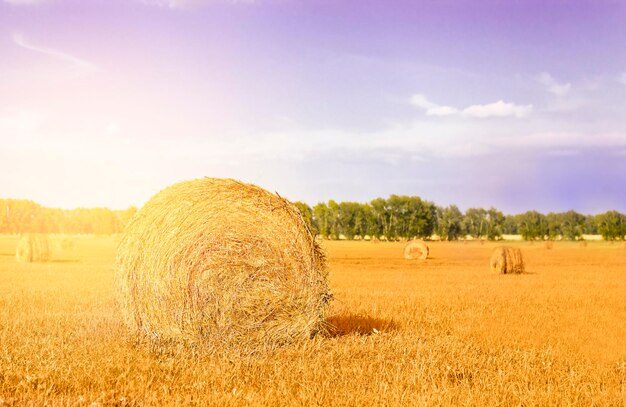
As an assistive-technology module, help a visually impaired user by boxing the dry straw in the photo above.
[404,240,429,260]
[490,246,525,274]
[16,234,51,263]
[116,178,331,353]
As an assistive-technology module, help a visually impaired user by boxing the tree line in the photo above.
[2,196,625,241]
[0,199,137,235]
[294,196,626,241]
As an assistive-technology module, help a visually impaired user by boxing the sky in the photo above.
[1,0,625,214]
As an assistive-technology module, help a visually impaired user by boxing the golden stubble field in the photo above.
[0,236,625,406]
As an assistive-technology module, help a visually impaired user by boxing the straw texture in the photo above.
[116,178,331,352]
[16,234,51,263]
[404,240,429,260]
[490,246,525,274]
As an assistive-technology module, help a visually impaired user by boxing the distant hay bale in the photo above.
[59,236,76,251]
[371,237,380,244]
[116,178,331,352]
[544,240,554,250]
[490,246,525,274]
[403,240,429,260]
[16,234,51,263]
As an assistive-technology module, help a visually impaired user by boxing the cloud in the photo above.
[411,94,531,119]
[619,72,626,85]
[409,94,458,116]
[537,72,571,96]
[462,100,533,119]
[12,32,96,72]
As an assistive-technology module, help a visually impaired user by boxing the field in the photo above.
[1,236,625,406]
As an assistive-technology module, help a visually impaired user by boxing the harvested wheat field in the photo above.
[1,236,625,405]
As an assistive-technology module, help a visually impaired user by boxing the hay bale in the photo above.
[116,178,331,352]
[490,246,525,274]
[59,236,76,251]
[16,234,51,263]
[403,240,429,260]
[544,240,554,250]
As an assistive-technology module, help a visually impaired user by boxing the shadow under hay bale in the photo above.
[117,177,331,353]
[16,234,51,263]
[490,246,525,274]
[325,313,398,337]
[404,240,429,260]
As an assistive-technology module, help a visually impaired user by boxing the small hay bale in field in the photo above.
[16,234,51,263]
[116,177,331,352]
[403,240,429,260]
[490,246,525,274]
[59,236,76,251]
[544,240,554,250]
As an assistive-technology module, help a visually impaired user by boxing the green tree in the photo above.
[502,215,518,234]
[596,211,626,241]
[313,203,330,238]
[484,207,505,240]
[463,208,487,239]
[437,205,463,241]
[560,210,586,240]
[546,212,563,240]
[516,210,548,240]
[294,202,315,234]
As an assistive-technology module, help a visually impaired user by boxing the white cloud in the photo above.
[537,72,571,96]
[462,100,533,119]
[12,32,96,72]
[411,94,531,119]
[409,94,437,110]
[619,72,626,85]
[425,106,459,116]
[409,94,458,116]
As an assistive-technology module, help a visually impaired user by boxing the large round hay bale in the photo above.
[16,234,51,263]
[490,246,525,274]
[116,178,331,352]
[403,240,429,260]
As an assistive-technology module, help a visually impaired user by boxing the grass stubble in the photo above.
[0,236,625,405]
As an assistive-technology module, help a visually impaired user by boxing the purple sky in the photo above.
[1,0,625,213]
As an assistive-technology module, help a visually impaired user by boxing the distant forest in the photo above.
[292,197,626,241]
[0,199,137,235]
[1,197,625,241]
